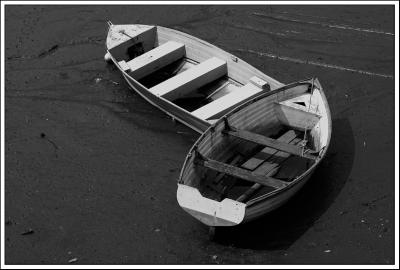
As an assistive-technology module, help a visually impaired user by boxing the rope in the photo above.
[301,78,315,156]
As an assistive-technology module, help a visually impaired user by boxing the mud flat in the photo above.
[5,5,394,264]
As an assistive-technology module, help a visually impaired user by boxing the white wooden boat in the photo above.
[177,78,332,234]
[105,22,284,133]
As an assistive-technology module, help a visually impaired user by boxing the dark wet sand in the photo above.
[5,5,395,264]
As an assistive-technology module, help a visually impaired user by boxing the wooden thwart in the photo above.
[191,82,262,120]
[225,129,317,160]
[275,101,322,130]
[212,155,242,185]
[149,57,227,100]
[126,41,186,80]
[197,158,289,189]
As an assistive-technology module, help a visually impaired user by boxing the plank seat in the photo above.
[149,57,227,100]
[275,96,322,130]
[225,128,318,160]
[197,157,289,189]
[191,82,262,120]
[123,41,186,80]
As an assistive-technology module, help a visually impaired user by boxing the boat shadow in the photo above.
[213,118,354,250]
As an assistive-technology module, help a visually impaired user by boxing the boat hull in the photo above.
[177,79,332,228]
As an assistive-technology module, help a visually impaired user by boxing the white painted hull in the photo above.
[106,24,284,134]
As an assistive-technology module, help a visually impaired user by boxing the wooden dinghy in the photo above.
[105,22,283,133]
[177,78,332,232]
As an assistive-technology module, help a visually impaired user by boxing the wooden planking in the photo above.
[149,57,227,100]
[240,158,263,171]
[198,158,289,189]
[226,129,317,160]
[241,130,297,170]
[191,83,262,120]
[253,161,279,175]
[237,137,303,202]
[127,41,186,80]
[236,162,280,202]
[259,138,302,168]
[275,102,322,130]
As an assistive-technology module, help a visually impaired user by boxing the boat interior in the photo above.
[107,24,281,122]
[179,81,330,205]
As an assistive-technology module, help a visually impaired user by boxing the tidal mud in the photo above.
[5,5,394,265]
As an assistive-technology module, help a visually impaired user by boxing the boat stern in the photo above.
[177,184,246,227]
[105,23,157,62]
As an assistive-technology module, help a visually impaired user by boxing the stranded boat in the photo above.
[105,22,283,133]
[177,78,332,233]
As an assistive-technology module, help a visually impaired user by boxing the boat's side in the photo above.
[178,78,332,227]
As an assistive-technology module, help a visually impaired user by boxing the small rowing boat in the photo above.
[105,22,283,133]
[177,78,332,235]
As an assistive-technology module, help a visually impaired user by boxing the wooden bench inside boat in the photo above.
[149,57,227,100]
[274,94,322,130]
[224,128,317,160]
[196,157,289,189]
[118,41,186,80]
[191,76,270,120]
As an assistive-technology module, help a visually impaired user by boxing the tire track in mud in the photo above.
[252,12,395,36]
[224,22,342,44]
[236,48,394,79]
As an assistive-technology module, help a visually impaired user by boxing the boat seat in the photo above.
[224,128,318,160]
[120,41,186,80]
[149,57,227,100]
[191,82,262,120]
[275,95,322,130]
[196,157,289,189]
